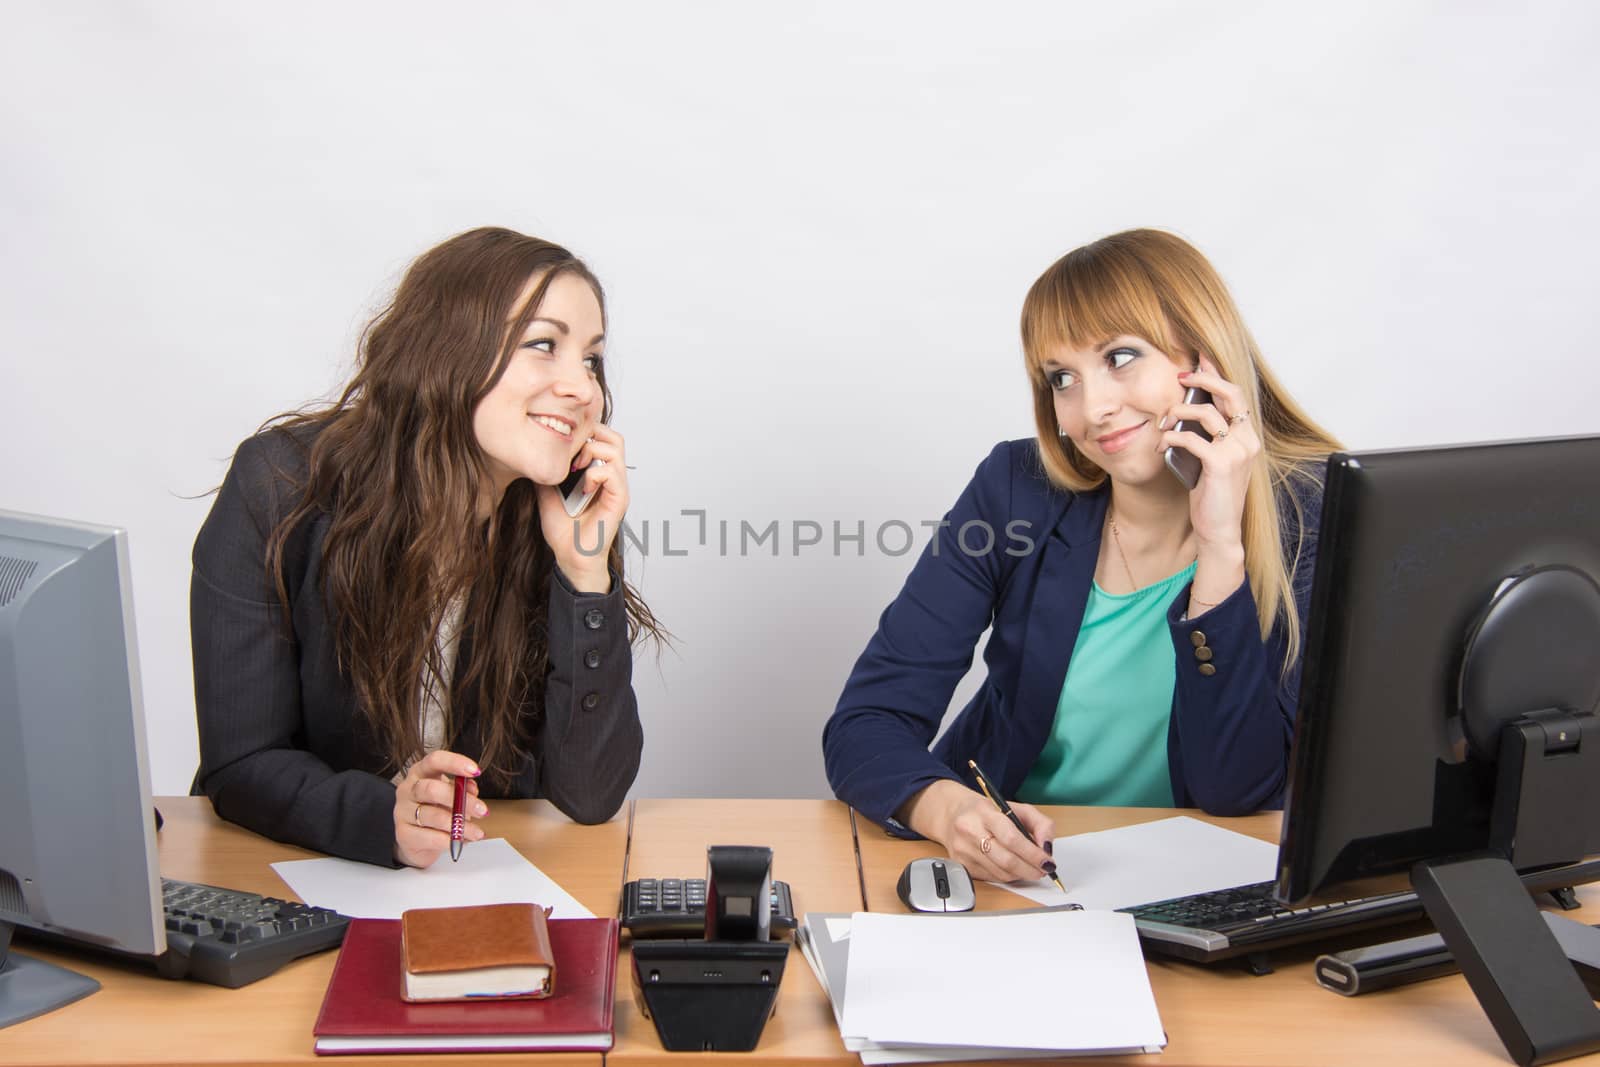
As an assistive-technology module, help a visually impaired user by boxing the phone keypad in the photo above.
[632,877,709,914]
[622,877,794,938]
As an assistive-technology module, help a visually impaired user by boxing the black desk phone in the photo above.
[621,876,796,938]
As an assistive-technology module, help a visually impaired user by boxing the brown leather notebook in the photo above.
[399,903,555,1002]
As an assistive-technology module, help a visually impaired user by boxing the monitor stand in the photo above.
[1411,704,1600,1066]
[1426,565,1600,1065]
[1414,854,1600,1066]
[0,921,101,1029]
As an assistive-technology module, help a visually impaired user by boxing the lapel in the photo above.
[447,615,541,795]
[448,617,486,762]
[1002,482,1110,796]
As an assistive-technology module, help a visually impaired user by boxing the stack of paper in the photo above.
[799,910,1164,1064]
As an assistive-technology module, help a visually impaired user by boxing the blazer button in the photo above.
[1190,631,1207,648]
[584,608,605,630]
[584,649,601,669]
[1195,646,1214,662]
[582,692,600,710]
[1198,663,1217,677]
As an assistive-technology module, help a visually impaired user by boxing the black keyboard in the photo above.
[154,878,349,987]
[621,877,796,938]
[1122,857,1600,966]
[1122,880,1417,964]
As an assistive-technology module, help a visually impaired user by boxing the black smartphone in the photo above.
[1162,386,1214,490]
[559,459,604,517]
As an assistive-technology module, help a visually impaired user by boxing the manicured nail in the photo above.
[1043,840,1054,855]
[1178,370,1192,378]
[1158,417,1169,431]
[1042,860,1058,875]
[469,764,481,776]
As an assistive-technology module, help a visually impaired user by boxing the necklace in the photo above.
[1109,508,1202,594]
[1107,511,1139,592]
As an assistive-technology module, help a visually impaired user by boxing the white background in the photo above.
[3,2,1597,799]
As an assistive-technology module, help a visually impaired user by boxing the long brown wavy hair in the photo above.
[1020,228,1341,671]
[262,227,662,787]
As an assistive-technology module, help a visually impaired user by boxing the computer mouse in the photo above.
[896,857,976,913]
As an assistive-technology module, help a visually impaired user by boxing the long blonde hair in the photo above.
[1019,229,1340,670]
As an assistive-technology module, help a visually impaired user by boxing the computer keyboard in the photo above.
[1122,857,1600,968]
[154,878,349,987]
[1122,879,1417,964]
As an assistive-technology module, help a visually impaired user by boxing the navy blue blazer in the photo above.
[822,438,1320,835]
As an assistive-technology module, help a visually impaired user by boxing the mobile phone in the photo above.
[1162,386,1214,490]
[559,459,605,517]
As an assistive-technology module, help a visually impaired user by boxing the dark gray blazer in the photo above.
[189,427,641,866]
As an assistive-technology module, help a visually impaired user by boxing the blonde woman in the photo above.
[823,229,1339,884]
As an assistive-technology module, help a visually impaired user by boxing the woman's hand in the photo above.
[393,750,487,869]
[1157,353,1257,609]
[537,424,628,594]
[900,779,1057,884]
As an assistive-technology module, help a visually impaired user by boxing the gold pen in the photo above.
[968,759,1068,895]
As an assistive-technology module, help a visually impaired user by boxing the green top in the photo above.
[1016,560,1197,807]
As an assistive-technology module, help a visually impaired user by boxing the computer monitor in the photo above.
[0,511,164,1028]
[1274,436,1600,1066]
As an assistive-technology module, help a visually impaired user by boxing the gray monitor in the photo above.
[0,510,164,1027]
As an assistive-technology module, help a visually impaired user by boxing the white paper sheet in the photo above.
[270,837,594,919]
[841,910,1165,1053]
[996,815,1279,910]
[800,914,1142,1064]
[859,1044,1083,1064]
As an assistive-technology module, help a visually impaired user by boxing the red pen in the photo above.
[450,774,468,862]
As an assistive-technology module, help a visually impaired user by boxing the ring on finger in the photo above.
[1216,426,1230,439]
[979,834,994,855]
[1230,410,1249,425]
[414,803,423,827]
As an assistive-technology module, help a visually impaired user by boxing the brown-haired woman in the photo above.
[191,227,660,868]
[823,229,1339,885]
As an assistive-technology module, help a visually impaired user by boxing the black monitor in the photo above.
[1275,436,1600,1066]
[0,511,164,1028]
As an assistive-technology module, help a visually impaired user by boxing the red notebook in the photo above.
[313,917,619,1054]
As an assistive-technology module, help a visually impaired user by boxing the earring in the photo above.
[1057,426,1068,436]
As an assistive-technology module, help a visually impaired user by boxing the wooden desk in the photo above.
[608,799,862,1067]
[11,797,1600,1067]
[2,796,626,1067]
[855,805,1600,1067]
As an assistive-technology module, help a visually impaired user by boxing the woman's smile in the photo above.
[529,412,577,441]
[1093,420,1149,455]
